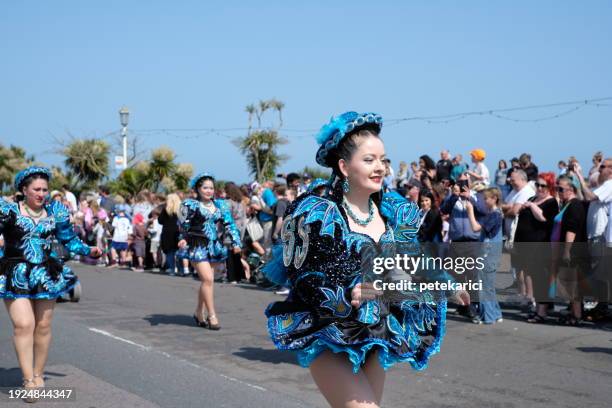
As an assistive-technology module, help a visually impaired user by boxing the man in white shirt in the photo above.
[501,169,535,296]
[578,158,612,244]
[577,157,612,311]
[62,184,78,213]
[501,169,535,238]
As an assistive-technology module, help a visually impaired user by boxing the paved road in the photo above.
[1,262,611,407]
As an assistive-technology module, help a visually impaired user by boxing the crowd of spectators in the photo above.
[1,150,610,326]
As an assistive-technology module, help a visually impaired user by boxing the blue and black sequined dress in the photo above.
[264,191,447,373]
[0,199,90,299]
[179,198,241,263]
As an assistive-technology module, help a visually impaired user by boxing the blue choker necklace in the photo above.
[342,196,374,226]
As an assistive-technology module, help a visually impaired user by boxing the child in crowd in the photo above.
[131,213,147,272]
[110,205,132,267]
[92,216,112,265]
[73,213,87,242]
[465,187,504,324]
[147,209,163,271]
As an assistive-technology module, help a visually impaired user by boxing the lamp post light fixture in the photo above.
[118,107,130,169]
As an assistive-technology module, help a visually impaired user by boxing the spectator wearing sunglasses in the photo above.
[515,173,560,323]
[551,176,588,326]
[576,158,612,320]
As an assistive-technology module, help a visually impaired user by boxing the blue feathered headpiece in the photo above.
[315,111,383,167]
[14,166,52,191]
[189,172,215,190]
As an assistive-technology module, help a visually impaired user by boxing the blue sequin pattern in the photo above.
[179,198,241,263]
[0,199,87,299]
[264,191,447,373]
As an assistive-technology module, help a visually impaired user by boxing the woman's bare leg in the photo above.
[4,299,36,381]
[525,274,534,303]
[517,270,526,297]
[362,351,386,405]
[251,241,265,256]
[33,300,56,386]
[310,351,379,408]
[194,261,217,324]
[241,258,251,280]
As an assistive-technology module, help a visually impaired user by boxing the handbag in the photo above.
[245,217,264,242]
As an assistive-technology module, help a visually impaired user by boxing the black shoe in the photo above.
[206,316,221,331]
[193,314,208,328]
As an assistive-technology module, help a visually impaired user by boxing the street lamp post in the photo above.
[119,107,130,170]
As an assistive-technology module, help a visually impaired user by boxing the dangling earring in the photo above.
[342,178,350,193]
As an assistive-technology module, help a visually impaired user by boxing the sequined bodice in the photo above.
[179,198,241,248]
[0,199,90,263]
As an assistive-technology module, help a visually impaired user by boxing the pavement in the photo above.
[1,261,611,408]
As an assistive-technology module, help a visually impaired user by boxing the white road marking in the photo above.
[88,327,267,392]
[88,328,151,351]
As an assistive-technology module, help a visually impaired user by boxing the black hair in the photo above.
[419,155,436,171]
[286,173,301,185]
[326,124,382,205]
[195,176,215,200]
[16,174,49,201]
[419,190,437,209]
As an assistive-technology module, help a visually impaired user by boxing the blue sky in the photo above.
[1,1,611,183]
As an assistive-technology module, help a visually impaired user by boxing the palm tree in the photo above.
[245,104,256,134]
[0,144,36,193]
[48,166,81,192]
[149,147,177,191]
[256,99,270,128]
[269,98,285,128]
[110,161,153,197]
[234,129,288,182]
[173,163,193,191]
[63,139,109,187]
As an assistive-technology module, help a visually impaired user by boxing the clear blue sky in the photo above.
[2,1,611,183]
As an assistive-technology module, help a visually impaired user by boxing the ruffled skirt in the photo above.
[265,297,446,373]
[0,257,79,300]
[182,235,228,263]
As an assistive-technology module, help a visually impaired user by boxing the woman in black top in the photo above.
[553,176,588,325]
[418,190,442,242]
[512,173,559,322]
[158,193,181,275]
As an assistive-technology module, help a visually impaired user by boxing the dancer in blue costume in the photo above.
[178,173,241,330]
[264,112,466,408]
[1,167,101,396]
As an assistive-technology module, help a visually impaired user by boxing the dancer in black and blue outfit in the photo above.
[1,167,101,396]
[264,112,459,408]
[178,172,241,330]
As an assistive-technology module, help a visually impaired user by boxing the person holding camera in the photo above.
[440,175,484,319]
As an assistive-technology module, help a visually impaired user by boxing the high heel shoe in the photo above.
[193,314,208,328]
[33,373,45,387]
[206,315,221,330]
[22,378,38,403]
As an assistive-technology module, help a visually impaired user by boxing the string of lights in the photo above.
[107,96,611,140]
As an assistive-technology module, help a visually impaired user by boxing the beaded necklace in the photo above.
[342,196,374,226]
[22,202,45,218]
